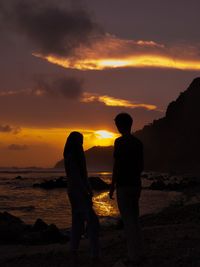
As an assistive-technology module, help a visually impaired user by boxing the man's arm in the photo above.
[109,160,117,199]
[109,139,118,199]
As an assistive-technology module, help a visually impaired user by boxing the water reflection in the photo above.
[93,191,119,217]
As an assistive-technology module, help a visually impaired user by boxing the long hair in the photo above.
[63,131,87,179]
[63,131,83,158]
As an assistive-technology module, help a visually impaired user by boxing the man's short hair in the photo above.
[114,113,133,130]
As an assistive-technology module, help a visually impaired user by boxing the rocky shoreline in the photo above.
[33,176,109,191]
[0,212,69,245]
[0,186,200,266]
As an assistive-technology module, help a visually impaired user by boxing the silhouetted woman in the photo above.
[64,131,100,265]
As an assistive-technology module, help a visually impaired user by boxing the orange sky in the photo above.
[0,127,118,167]
[34,36,200,71]
[0,0,200,167]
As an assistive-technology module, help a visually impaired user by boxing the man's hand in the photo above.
[109,183,115,199]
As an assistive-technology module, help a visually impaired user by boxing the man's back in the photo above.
[114,134,143,187]
[110,113,144,264]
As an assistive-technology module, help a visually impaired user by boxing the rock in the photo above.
[89,176,109,191]
[32,218,48,231]
[0,212,28,244]
[41,224,67,243]
[166,182,182,191]
[15,175,22,179]
[33,176,109,191]
[0,212,67,245]
[33,177,67,189]
[149,180,166,190]
[149,177,200,191]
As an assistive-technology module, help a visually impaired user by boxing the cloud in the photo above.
[0,77,157,110]
[2,1,199,71]
[0,0,103,57]
[8,144,28,151]
[34,35,200,71]
[0,124,12,132]
[34,76,84,98]
[0,124,21,134]
[0,89,31,97]
[0,76,84,99]
[81,92,157,111]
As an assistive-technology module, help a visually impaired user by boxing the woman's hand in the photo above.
[109,183,115,199]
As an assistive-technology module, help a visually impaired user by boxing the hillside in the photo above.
[55,146,113,171]
[55,78,200,172]
[136,77,200,171]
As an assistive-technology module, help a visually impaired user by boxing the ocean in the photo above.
[0,168,180,228]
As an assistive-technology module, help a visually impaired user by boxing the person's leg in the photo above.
[70,211,85,253]
[117,186,143,263]
[85,208,100,259]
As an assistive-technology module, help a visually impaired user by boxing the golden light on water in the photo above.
[93,192,118,217]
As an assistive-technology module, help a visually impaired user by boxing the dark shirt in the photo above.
[113,134,143,187]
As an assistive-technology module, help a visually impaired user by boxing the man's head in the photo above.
[114,113,133,134]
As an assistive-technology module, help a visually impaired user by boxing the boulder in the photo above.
[0,212,28,244]
[33,177,67,189]
[89,176,109,191]
[15,175,22,179]
[149,180,166,190]
[33,176,109,191]
[32,218,48,231]
[0,212,68,245]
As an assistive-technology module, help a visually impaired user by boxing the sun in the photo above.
[95,130,115,139]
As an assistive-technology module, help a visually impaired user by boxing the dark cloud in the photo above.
[1,0,104,57]
[0,124,21,134]
[8,144,28,151]
[34,76,84,98]
[0,124,12,132]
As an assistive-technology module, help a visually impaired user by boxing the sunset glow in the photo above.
[34,53,200,71]
[95,130,115,139]
[0,127,116,167]
[81,93,157,110]
[33,34,200,71]
[1,0,200,169]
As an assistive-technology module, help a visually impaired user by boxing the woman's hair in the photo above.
[63,131,83,157]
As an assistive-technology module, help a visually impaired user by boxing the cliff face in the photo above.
[135,78,200,171]
[55,78,200,172]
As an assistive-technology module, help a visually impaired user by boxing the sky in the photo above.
[0,0,200,167]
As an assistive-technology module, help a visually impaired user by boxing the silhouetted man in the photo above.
[109,113,143,266]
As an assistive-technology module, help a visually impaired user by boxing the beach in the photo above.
[0,201,200,267]
[0,170,200,266]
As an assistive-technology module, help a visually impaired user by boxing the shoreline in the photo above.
[0,189,200,267]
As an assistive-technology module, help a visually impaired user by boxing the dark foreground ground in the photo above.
[0,197,200,267]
